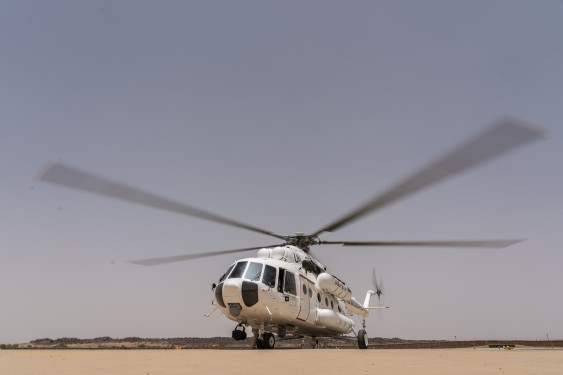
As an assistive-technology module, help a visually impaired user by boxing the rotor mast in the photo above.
[283,232,320,252]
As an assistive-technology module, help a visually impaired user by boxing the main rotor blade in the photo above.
[321,239,524,248]
[312,117,545,236]
[129,244,284,266]
[36,162,285,240]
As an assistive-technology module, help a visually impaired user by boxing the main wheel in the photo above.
[262,332,275,349]
[357,329,368,349]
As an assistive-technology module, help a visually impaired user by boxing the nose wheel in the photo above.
[231,323,247,341]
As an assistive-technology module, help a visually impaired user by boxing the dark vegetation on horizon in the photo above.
[1,337,561,350]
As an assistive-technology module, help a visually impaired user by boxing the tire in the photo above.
[262,332,276,349]
[358,329,368,349]
[231,327,247,341]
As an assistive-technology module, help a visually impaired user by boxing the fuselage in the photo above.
[213,245,365,337]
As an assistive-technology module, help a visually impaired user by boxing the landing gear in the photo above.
[255,331,275,349]
[357,329,368,349]
[232,323,247,341]
[262,332,276,349]
[256,338,265,349]
[309,337,320,349]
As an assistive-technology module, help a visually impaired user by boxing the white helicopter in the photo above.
[36,117,544,349]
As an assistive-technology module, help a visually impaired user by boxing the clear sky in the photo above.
[1,1,562,344]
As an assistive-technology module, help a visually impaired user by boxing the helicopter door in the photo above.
[296,275,310,321]
[278,268,299,317]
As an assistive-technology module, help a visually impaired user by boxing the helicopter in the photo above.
[36,116,544,349]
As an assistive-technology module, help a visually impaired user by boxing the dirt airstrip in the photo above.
[1,347,562,375]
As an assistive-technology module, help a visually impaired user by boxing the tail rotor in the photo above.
[372,268,384,304]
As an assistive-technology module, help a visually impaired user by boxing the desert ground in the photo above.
[1,347,562,375]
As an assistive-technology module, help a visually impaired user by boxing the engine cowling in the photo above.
[302,259,324,275]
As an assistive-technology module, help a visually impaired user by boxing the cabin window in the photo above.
[317,293,321,303]
[325,297,328,306]
[277,268,285,293]
[302,284,307,295]
[283,271,297,295]
[330,300,334,309]
[309,287,313,298]
[219,263,235,282]
[244,262,263,281]
[228,261,248,279]
[262,265,276,288]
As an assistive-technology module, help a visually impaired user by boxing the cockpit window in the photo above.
[219,263,235,282]
[283,271,297,295]
[262,265,276,288]
[244,262,263,281]
[228,261,248,279]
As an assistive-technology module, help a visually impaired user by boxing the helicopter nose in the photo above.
[220,279,259,316]
[222,279,244,317]
[222,279,242,304]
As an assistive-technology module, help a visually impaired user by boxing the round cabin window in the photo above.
[302,284,307,295]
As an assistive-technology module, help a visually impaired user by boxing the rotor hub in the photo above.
[284,233,320,252]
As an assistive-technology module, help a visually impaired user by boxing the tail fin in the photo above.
[363,290,389,310]
[363,290,376,308]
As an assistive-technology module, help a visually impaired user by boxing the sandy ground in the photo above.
[1,348,562,375]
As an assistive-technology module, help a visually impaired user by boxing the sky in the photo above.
[1,1,562,344]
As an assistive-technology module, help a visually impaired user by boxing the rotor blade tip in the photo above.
[500,115,548,139]
[504,239,526,247]
[34,161,58,181]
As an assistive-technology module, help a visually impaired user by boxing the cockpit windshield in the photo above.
[219,263,235,282]
[244,262,263,281]
[220,261,276,287]
[228,261,248,279]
